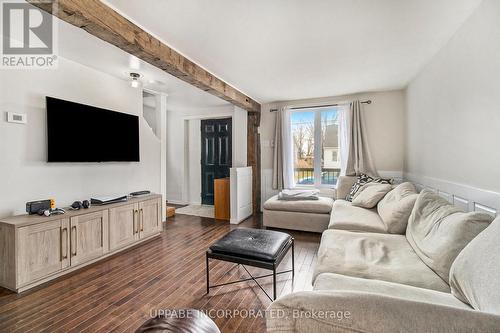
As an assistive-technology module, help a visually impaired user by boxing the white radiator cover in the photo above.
[230,167,253,224]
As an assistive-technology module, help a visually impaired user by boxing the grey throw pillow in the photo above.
[346,174,392,201]
[351,183,393,209]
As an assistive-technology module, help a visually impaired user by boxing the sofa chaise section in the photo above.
[263,195,333,233]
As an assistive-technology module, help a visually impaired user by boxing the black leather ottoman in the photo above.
[206,228,294,301]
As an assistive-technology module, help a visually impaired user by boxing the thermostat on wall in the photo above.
[7,112,27,124]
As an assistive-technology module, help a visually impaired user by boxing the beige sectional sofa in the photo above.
[266,177,500,332]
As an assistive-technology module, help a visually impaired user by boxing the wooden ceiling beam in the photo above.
[28,0,261,113]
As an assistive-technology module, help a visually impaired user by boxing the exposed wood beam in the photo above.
[247,113,262,217]
[28,0,261,113]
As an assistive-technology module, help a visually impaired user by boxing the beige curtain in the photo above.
[344,100,378,177]
[272,107,294,190]
[272,108,285,190]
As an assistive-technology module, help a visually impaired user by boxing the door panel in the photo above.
[139,198,161,238]
[17,219,69,286]
[70,211,108,266]
[109,203,139,251]
[204,136,216,165]
[219,136,230,166]
[201,118,232,205]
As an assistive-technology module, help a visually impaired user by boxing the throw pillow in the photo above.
[406,190,492,282]
[377,182,418,234]
[351,183,393,209]
[449,216,500,314]
[345,174,392,202]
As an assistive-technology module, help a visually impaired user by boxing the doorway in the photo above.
[201,118,232,205]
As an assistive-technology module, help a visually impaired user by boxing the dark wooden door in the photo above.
[201,118,232,205]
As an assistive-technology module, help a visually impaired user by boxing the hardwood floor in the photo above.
[0,213,321,333]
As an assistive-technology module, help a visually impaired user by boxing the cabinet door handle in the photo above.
[72,226,77,256]
[134,209,139,234]
[60,227,68,260]
[140,208,144,232]
[133,210,136,234]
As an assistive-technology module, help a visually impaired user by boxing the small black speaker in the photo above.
[26,200,51,215]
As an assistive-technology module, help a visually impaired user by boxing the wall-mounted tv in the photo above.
[46,97,140,162]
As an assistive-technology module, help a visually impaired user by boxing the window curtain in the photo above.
[340,100,378,177]
[272,107,295,190]
[338,104,350,176]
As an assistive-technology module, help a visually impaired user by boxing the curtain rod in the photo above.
[269,100,372,112]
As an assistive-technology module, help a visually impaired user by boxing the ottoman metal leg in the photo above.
[206,253,210,294]
[273,264,277,300]
[292,238,295,279]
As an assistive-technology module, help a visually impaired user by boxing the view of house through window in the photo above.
[291,107,340,187]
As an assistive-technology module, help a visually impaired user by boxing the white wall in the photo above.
[405,0,500,194]
[0,57,161,217]
[187,118,202,204]
[232,107,248,168]
[260,90,406,204]
[165,105,247,204]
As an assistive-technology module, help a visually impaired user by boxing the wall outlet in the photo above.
[7,112,27,124]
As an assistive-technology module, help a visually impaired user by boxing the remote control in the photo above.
[130,190,151,196]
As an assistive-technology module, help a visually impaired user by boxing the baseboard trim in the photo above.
[166,199,188,205]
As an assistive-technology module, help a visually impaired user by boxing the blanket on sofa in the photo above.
[278,189,319,201]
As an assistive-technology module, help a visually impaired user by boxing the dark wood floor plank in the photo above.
[0,213,320,333]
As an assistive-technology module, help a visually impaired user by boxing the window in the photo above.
[291,108,341,187]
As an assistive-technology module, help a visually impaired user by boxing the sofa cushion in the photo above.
[313,229,450,292]
[407,190,492,283]
[335,176,358,200]
[345,174,393,201]
[352,183,393,209]
[328,200,388,233]
[267,290,500,333]
[314,273,470,309]
[377,182,418,234]
[263,195,333,214]
[449,216,500,315]
[263,210,329,233]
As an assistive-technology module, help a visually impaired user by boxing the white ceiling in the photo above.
[56,17,230,110]
[104,0,482,103]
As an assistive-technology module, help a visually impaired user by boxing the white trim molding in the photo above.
[404,172,499,217]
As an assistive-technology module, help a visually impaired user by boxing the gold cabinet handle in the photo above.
[140,208,144,232]
[134,209,139,234]
[133,209,136,234]
[72,226,77,256]
[60,227,68,260]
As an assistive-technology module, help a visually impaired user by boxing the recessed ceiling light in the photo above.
[129,72,142,88]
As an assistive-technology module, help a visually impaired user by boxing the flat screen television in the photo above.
[46,97,140,162]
